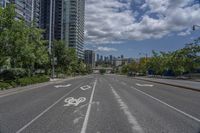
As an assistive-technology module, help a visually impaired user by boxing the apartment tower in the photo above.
[40,0,85,59]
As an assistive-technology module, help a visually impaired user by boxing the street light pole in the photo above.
[49,0,55,79]
[192,25,200,31]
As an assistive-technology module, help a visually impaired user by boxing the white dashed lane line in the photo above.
[110,84,144,133]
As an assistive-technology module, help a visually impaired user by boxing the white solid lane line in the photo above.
[16,84,82,133]
[80,79,97,133]
[110,84,144,133]
[130,86,200,123]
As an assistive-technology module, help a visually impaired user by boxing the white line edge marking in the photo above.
[80,79,97,133]
[16,85,81,133]
[130,86,200,123]
[110,85,143,133]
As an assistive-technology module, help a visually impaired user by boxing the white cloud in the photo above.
[85,0,200,44]
[96,47,118,52]
[178,29,191,36]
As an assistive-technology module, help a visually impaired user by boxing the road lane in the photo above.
[80,79,97,133]
[0,76,94,133]
[0,74,199,133]
[108,75,200,119]
[110,84,144,133]
[85,76,136,133]
[105,75,200,133]
[16,77,96,133]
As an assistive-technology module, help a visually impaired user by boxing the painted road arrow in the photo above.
[54,84,71,88]
[136,83,154,87]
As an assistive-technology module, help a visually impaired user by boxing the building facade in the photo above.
[0,0,9,8]
[84,50,95,68]
[33,0,40,27]
[1,0,40,26]
[68,0,85,59]
[40,0,85,59]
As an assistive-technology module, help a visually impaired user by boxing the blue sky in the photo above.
[84,0,200,58]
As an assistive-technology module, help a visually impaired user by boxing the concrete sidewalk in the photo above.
[134,77,200,92]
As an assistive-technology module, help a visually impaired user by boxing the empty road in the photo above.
[0,74,200,133]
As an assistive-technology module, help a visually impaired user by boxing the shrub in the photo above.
[17,78,32,86]
[100,69,106,75]
[17,75,49,86]
[0,82,11,90]
[0,68,26,81]
[4,80,17,88]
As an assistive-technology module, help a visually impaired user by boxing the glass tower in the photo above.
[41,0,85,59]
[0,0,9,7]
[68,0,85,59]
[2,0,40,26]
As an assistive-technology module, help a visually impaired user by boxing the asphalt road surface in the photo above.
[0,74,200,133]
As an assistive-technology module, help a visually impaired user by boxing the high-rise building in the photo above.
[9,0,32,25]
[109,55,113,61]
[33,0,40,27]
[84,50,95,68]
[97,54,100,61]
[100,55,103,61]
[40,0,51,39]
[1,0,40,26]
[40,0,85,59]
[0,0,9,8]
[68,0,85,59]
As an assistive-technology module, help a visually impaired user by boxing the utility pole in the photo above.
[49,0,55,79]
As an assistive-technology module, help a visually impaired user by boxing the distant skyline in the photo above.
[84,0,200,58]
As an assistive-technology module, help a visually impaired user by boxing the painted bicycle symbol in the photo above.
[64,97,86,107]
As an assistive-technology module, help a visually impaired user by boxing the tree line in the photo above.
[0,4,90,82]
[121,39,200,76]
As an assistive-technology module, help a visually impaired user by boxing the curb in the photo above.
[134,77,200,92]
[0,75,89,97]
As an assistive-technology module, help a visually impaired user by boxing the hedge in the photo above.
[16,75,49,86]
[0,75,49,90]
[0,68,27,81]
[0,82,11,90]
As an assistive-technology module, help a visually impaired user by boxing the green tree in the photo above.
[121,65,129,74]
[53,40,68,74]
[0,5,16,68]
[128,60,138,72]
[0,5,49,76]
